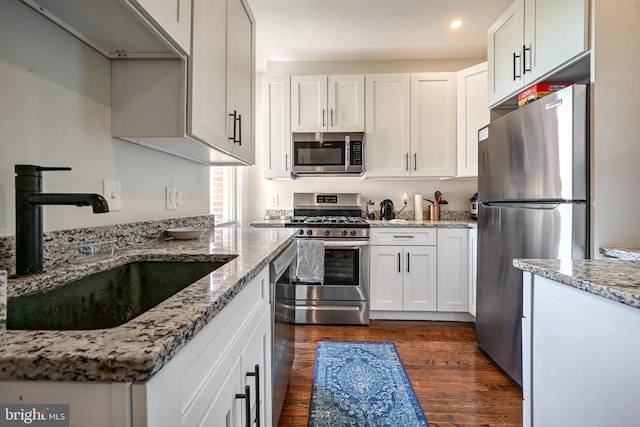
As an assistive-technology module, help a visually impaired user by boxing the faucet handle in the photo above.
[15,165,72,176]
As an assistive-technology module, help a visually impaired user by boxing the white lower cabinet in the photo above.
[370,245,437,312]
[522,273,640,427]
[135,267,272,427]
[468,228,478,317]
[369,228,474,321]
[436,228,469,312]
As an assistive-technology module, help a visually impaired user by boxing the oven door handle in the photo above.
[322,240,369,248]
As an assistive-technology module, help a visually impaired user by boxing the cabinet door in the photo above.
[456,63,489,177]
[134,0,192,55]
[227,0,255,163]
[370,246,404,310]
[328,75,365,131]
[523,0,589,83]
[403,246,437,311]
[240,306,272,427]
[468,228,478,317]
[437,229,469,312]
[201,356,244,427]
[189,0,234,152]
[263,76,292,179]
[487,0,525,107]
[364,74,411,177]
[410,73,457,177]
[291,76,328,132]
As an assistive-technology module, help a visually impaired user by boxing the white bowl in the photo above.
[166,227,207,240]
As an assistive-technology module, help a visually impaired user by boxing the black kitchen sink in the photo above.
[7,260,227,330]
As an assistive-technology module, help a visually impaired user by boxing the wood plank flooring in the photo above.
[277,320,523,427]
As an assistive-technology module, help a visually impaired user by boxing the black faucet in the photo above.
[15,165,110,276]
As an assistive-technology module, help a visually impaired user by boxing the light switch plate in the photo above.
[103,179,121,211]
[166,187,177,210]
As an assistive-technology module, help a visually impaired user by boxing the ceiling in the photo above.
[247,0,513,71]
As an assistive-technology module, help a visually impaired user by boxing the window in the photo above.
[210,166,236,225]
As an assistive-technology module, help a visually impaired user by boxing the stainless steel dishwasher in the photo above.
[269,241,297,426]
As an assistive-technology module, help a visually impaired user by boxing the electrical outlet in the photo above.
[166,187,177,210]
[270,194,279,206]
[103,179,121,211]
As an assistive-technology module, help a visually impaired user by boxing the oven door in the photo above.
[277,239,370,325]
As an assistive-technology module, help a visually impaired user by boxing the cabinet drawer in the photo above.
[370,228,436,245]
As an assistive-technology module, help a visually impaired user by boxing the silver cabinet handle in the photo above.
[393,235,415,239]
[405,153,409,171]
[397,252,401,273]
[414,153,417,171]
[235,385,251,427]
[330,109,334,127]
[247,365,260,427]
[322,108,326,127]
[237,113,242,146]
[407,252,410,273]
[285,154,288,171]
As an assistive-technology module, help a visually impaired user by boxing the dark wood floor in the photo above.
[277,320,523,427]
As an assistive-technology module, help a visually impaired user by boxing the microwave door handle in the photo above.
[345,136,350,171]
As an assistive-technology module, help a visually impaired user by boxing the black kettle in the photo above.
[380,199,395,220]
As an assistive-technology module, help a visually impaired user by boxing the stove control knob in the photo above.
[341,230,348,237]
[298,229,304,236]
[306,229,313,236]
[351,230,358,236]
[323,229,331,237]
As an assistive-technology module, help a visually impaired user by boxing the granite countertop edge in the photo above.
[513,258,640,310]
[0,227,298,383]
[599,247,640,260]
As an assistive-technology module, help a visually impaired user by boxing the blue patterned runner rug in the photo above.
[309,341,429,426]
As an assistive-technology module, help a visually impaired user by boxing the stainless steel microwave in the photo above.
[291,132,364,176]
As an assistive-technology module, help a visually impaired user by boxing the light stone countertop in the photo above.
[600,247,640,260]
[513,258,640,310]
[0,227,297,382]
[249,219,477,228]
[367,219,477,228]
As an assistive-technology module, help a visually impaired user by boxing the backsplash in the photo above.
[0,215,215,275]
[263,209,472,221]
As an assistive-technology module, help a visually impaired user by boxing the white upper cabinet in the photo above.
[364,74,412,178]
[20,0,190,57]
[112,0,256,165]
[488,0,589,107]
[365,73,456,178]
[133,0,192,55]
[190,0,255,162]
[456,62,489,177]
[487,1,525,107]
[291,75,365,132]
[410,73,457,177]
[262,76,292,179]
[523,0,589,83]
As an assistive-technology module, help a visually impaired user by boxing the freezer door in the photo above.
[478,84,588,202]
[475,201,587,386]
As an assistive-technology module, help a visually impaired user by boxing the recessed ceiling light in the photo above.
[450,20,463,29]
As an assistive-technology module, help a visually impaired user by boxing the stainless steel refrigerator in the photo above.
[476,84,589,386]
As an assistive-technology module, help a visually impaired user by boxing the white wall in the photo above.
[0,1,211,237]
[590,0,640,256]
[245,59,481,223]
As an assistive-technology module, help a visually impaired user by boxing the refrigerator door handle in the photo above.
[482,201,561,210]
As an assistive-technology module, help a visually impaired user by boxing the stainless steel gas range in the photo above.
[279,193,370,325]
